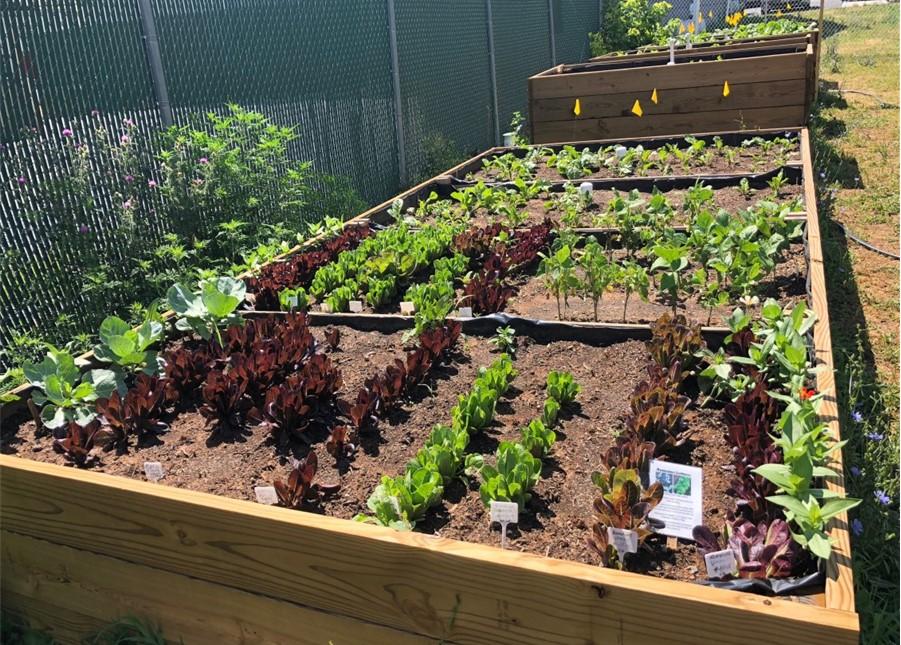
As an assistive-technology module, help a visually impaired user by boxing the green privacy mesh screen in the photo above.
[0,0,599,365]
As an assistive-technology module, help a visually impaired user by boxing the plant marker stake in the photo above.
[457,306,473,318]
[704,549,737,579]
[503,132,516,147]
[400,301,415,315]
[490,501,518,549]
[254,486,279,505]
[614,145,627,159]
[651,88,659,104]
[668,39,675,65]
[631,100,643,117]
[723,80,730,97]
[349,300,364,313]
[143,461,164,482]
[573,98,581,117]
[578,181,593,198]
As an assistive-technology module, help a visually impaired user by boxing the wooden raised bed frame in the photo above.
[0,129,859,644]
[528,41,816,143]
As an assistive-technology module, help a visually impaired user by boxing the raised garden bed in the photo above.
[0,129,859,644]
[528,45,815,143]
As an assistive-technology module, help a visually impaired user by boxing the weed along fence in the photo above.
[0,128,861,643]
[528,39,817,143]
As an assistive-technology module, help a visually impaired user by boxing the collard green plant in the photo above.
[167,276,246,345]
[93,315,164,375]
[25,347,117,429]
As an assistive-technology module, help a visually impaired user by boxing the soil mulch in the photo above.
[504,242,808,326]
[1,328,735,583]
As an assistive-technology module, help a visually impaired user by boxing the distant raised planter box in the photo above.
[529,41,816,143]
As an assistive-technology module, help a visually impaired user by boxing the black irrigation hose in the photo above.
[829,220,901,261]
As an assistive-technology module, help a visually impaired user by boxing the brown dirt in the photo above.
[1,330,736,583]
[504,242,808,325]
[469,145,802,182]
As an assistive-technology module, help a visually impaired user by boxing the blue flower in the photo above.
[849,466,861,477]
[851,410,863,423]
[874,490,891,506]
[866,432,884,442]
[851,518,863,536]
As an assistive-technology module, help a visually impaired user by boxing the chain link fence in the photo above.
[0,0,601,366]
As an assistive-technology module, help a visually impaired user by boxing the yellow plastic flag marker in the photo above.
[631,99,643,117]
[723,80,730,97]
[698,12,703,23]
[787,3,792,9]
[651,88,659,104]
[776,9,782,16]
[688,21,696,34]
[573,98,581,116]
[708,10,714,18]
[679,22,685,33]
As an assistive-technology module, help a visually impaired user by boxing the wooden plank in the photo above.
[532,106,807,144]
[800,129,855,613]
[529,51,809,100]
[0,531,431,645]
[531,79,807,122]
[0,456,859,644]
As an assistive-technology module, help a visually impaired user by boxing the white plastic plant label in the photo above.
[319,302,332,313]
[143,461,164,482]
[648,460,703,540]
[400,301,416,315]
[614,145,628,159]
[348,300,364,313]
[254,486,279,505]
[704,549,737,579]
[286,295,299,308]
[457,306,473,318]
[578,181,593,197]
[490,500,519,549]
[607,527,639,554]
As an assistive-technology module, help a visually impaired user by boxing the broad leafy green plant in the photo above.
[166,276,246,345]
[93,315,163,375]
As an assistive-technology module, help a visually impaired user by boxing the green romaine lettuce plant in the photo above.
[478,441,542,510]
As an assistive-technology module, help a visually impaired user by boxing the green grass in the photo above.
[809,4,900,643]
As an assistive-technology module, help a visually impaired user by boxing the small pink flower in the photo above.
[123,117,134,127]
[61,128,73,138]
[124,174,134,183]
[198,157,209,165]
[148,179,158,189]
[120,134,130,145]
[122,199,134,209]
[17,176,27,185]
[78,224,91,234]
[91,109,100,117]
[192,178,204,187]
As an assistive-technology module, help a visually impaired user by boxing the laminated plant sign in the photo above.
[490,500,518,549]
[648,460,702,540]
[254,486,279,505]
[143,461,164,482]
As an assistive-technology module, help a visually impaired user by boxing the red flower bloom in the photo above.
[799,387,816,400]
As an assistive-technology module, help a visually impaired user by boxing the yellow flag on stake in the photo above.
[573,98,581,116]
[688,21,695,34]
[679,22,685,33]
[698,13,703,23]
[631,100,643,117]
[708,10,713,18]
[723,80,730,97]
[651,88,658,104]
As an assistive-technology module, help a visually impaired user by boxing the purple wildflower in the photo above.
[851,518,863,536]
[122,199,133,210]
[148,179,158,189]
[124,174,134,183]
[61,127,73,138]
[874,490,891,506]
[123,117,134,127]
[17,176,26,185]
[198,157,209,165]
[849,466,861,477]
[91,109,100,117]
[851,410,863,423]
[866,432,884,441]
[120,134,130,145]
[78,224,91,234]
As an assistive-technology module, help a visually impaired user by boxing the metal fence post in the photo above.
[136,0,173,127]
[386,0,406,187]
[548,0,557,66]
[486,0,500,145]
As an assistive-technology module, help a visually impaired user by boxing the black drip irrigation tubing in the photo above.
[829,220,900,261]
